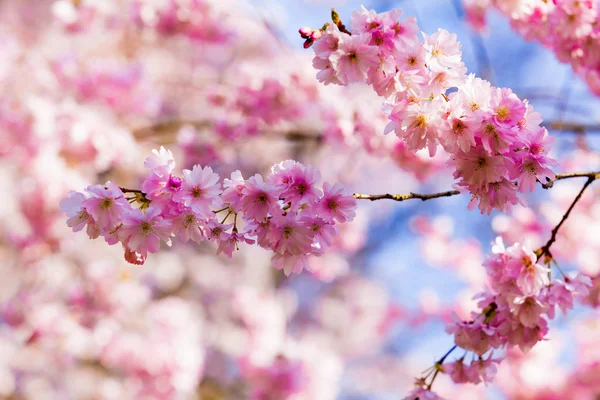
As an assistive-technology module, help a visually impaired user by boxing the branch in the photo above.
[353,171,600,203]
[548,121,600,133]
[119,187,144,194]
[131,119,322,143]
[353,190,460,202]
[541,171,600,188]
[537,175,598,259]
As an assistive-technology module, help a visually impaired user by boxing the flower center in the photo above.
[415,115,428,129]
[256,193,268,204]
[327,199,339,211]
[283,226,294,239]
[192,187,203,198]
[140,221,153,235]
[475,157,487,170]
[184,214,196,228]
[100,198,114,210]
[453,120,466,134]
[496,106,510,121]
[297,183,307,195]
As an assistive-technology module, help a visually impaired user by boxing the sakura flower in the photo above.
[172,165,222,217]
[505,241,550,295]
[508,294,548,328]
[313,57,342,85]
[318,182,357,223]
[60,190,100,238]
[445,358,471,384]
[205,219,233,244]
[119,206,173,263]
[440,111,478,153]
[329,33,380,84]
[489,87,526,129]
[279,164,322,207]
[446,317,497,355]
[453,148,508,188]
[142,172,182,206]
[398,101,442,156]
[221,170,245,212]
[504,318,549,353]
[423,29,463,71]
[468,178,521,215]
[171,209,205,244]
[350,5,383,35]
[270,214,313,255]
[241,174,281,221]
[313,23,342,59]
[302,216,337,250]
[545,273,592,317]
[144,146,175,173]
[477,119,516,153]
[82,182,129,230]
[272,253,311,276]
[467,354,502,384]
[511,154,556,192]
[216,231,255,258]
[388,15,419,48]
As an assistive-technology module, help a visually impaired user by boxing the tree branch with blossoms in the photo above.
[419,172,597,394]
[296,6,598,400]
[58,4,600,400]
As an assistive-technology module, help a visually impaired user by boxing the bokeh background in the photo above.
[0,0,599,399]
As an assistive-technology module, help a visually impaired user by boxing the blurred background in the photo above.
[0,0,599,399]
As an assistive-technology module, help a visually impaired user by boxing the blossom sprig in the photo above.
[405,235,593,399]
[303,6,557,215]
[60,147,357,275]
[463,0,600,96]
[444,237,592,373]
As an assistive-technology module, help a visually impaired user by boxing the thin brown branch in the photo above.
[119,187,144,194]
[548,121,600,133]
[131,119,322,143]
[537,175,598,260]
[541,171,600,188]
[353,190,461,202]
[354,171,600,203]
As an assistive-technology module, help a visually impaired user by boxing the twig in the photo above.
[353,171,600,203]
[353,190,461,202]
[541,171,600,188]
[548,121,600,133]
[537,175,598,259]
[119,187,144,194]
[426,345,457,390]
[131,119,322,143]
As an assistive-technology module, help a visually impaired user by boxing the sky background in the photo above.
[258,1,600,398]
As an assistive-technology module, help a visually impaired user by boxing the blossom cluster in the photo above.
[463,0,600,96]
[305,6,557,214]
[60,147,357,275]
[444,238,592,385]
[52,0,234,43]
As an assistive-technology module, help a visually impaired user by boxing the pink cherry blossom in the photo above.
[172,165,222,218]
[329,34,380,84]
[241,174,281,222]
[318,182,357,223]
[119,206,173,261]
